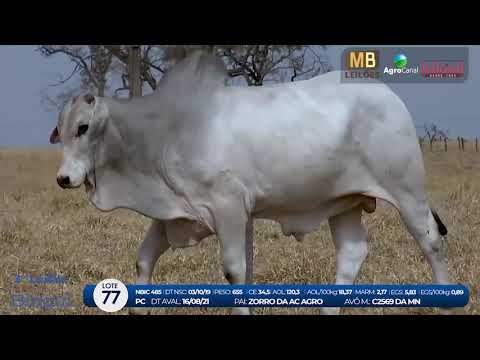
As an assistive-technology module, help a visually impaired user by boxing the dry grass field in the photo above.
[0,143,478,315]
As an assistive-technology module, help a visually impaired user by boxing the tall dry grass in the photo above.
[0,143,478,314]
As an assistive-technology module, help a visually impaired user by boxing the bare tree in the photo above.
[415,125,426,150]
[38,45,113,97]
[423,123,449,152]
[418,135,425,149]
[38,45,116,111]
[218,45,331,86]
[40,85,84,113]
[89,45,113,97]
[103,45,165,94]
[150,45,331,86]
[39,45,162,103]
[437,127,449,152]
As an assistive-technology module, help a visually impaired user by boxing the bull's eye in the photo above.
[76,124,89,137]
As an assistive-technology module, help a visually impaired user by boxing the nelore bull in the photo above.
[49,51,450,315]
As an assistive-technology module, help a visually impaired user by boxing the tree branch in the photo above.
[40,46,99,88]
[49,63,81,86]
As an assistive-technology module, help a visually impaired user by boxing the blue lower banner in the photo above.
[83,283,469,309]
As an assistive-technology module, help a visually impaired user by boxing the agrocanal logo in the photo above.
[393,53,408,69]
[384,53,418,76]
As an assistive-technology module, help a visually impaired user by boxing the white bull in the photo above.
[50,52,450,315]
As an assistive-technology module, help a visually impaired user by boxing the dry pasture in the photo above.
[0,143,478,315]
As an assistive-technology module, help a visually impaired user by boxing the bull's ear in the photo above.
[49,127,60,144]
[84,94,95,105]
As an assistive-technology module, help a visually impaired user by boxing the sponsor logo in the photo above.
[10,294,73,310]
[342,47,468,83]
[347,50,378,69]
[384,53,419,76]
[421,60,465,79]
[393,53,408,69]
[344,50,380,79]
[15,273,68,284]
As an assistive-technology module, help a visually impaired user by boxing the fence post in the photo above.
[444,138,447,152]
[476,138,478,152]
[461,137,465,152]
[458,136,461,150]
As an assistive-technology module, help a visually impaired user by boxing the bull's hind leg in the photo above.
[390,190,452,314]
[394,194,450,285]
[130,220,170,315]
[323,205,368,315]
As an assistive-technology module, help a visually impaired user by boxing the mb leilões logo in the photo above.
[347,50,378,69]
[384,53,418,75]
[344,50,380,79]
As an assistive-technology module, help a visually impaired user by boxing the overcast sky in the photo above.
[0,45,478,147]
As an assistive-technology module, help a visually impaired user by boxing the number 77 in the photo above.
[102,290,121,304]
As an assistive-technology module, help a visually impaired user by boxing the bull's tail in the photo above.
[431,209,448,236]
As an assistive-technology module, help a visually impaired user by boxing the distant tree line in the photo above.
[418,123,477,152]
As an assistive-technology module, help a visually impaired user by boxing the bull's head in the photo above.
[50,94,108,194]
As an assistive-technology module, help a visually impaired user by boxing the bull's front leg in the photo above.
[129,220,170,315]
[213,203,254,315]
